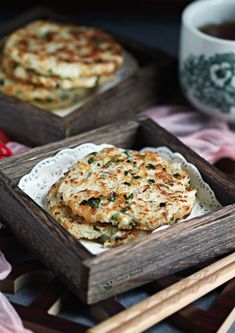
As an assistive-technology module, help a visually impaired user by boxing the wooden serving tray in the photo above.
[1,225,234,333]
[1,117,235,304]
[0,7,176,147]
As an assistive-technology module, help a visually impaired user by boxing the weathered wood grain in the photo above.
[2,117,235,205]
[85,205,235,303]
[1,118,235,303]
[0,7,175,146]
[0,171,92,301]
[0,120,139,182]
[1,225,235,333]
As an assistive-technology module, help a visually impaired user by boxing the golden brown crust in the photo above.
[47,175,148,247]
[58,147,197,231]
[0,66,92,108]
[2,57,115,89]
[4,20,124,79]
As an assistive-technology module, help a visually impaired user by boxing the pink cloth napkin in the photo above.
[143,105,235,164]
[6,142,29,155]
[0,251,32,333]
[0,129,29,159]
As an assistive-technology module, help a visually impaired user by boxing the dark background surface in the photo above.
[0,1,191,11]
[0,0,192,57]
[0,8,184,55]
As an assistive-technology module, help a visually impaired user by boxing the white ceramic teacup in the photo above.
[180,0,235,122]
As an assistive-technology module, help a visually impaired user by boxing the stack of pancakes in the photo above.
[47,147,197,248]
[0,20,124,110]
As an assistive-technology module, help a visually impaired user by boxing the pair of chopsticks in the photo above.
[88,252,235,333]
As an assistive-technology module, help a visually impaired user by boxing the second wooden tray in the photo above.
[0,7,176,146]
[1,117,235,304]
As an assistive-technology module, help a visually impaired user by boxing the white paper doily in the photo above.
[18,143,222,254]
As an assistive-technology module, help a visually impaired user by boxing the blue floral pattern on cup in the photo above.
[181,53,235,113]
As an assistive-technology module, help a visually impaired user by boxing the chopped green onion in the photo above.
[130,220,136,228]
[125,193,134,200]
[173,173,180,178]
[132,175,141,179]
[81,197,101,209]
[108,193,117,202]
[146,164,155,170]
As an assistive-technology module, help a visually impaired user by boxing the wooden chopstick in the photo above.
[88,252,235,333]
[216,307,235,333]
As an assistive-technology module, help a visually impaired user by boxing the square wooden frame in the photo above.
[0,7,175,146]
[1,117,235,304]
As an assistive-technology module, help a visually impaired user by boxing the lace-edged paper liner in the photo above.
[18,143,222,254]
